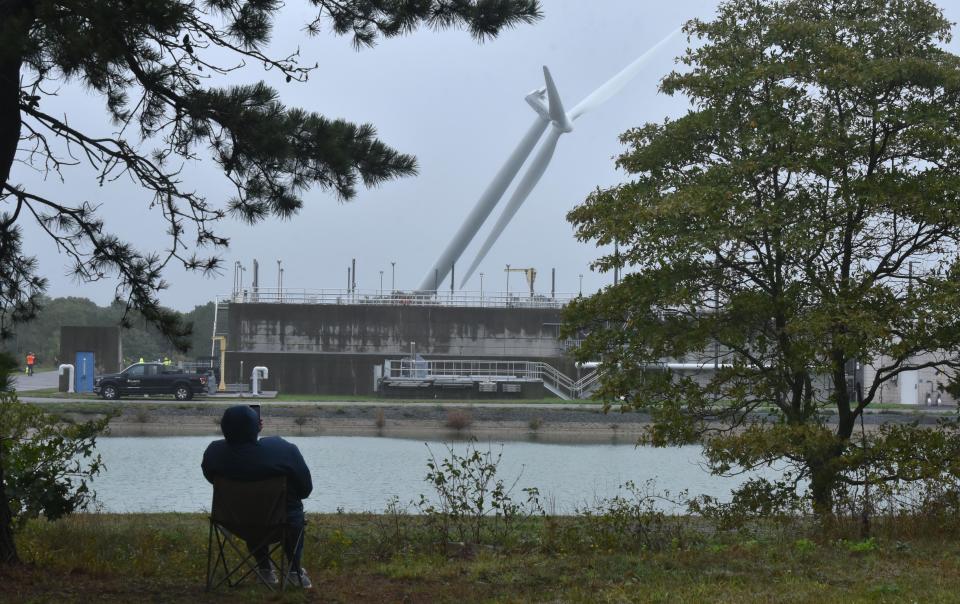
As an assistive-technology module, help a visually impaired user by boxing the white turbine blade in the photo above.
[543,67,573,132]
[417,116,549,293]
[569,27,682,121]
[460,127,564,288]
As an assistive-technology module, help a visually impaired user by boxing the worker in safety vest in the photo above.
[25,352,36,376]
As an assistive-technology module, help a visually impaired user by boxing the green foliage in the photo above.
[844,537,878,554]
[688,417,960,525]
[416,441,542,545]
[0,351,16,391]
[0,392,111,527]
[793,538,815,553]
[563,0,960,513]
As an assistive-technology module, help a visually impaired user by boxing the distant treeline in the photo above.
[4,297,214,367]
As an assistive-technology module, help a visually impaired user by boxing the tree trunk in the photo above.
[0,0,28,188]
[809,460,837,517]
[0,449,18,564]
[0,2,28,560]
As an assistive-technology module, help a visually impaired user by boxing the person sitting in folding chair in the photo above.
[202,405,314,588]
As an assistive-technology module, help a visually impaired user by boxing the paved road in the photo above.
[12,369,60,392]
[16,394,603,410]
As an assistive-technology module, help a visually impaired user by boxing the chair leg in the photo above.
[207,524,293,592]
[210,528,234,590]
[205,522,215,591]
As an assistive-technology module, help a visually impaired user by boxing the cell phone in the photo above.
[249,404,261,420]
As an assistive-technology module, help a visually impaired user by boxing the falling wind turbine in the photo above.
[416,29,682,294]
[456,29,682,289]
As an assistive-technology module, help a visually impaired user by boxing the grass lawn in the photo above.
[5,513,960,603]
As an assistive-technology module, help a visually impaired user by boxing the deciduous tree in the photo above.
[564,0,960,515]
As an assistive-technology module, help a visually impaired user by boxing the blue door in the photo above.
[75,351,95,393]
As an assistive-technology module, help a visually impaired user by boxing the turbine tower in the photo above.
[417,29,681,294]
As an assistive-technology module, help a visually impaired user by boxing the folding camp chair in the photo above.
[205,476,304,591]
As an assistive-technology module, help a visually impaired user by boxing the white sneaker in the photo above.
[286,568,313,589]
[255,567,279,585]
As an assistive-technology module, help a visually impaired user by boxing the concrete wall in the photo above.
[59,326,122,374]
[220,303,575,395]
[223,351,576,395]
[228,303,566,358]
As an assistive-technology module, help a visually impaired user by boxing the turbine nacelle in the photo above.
[524,88,548,119]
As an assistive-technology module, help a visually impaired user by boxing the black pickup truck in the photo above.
[95,363,207,401]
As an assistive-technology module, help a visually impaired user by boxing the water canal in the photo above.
[89,436,774,514]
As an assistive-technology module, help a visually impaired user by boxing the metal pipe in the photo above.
[58,364,75,393]
[210,299,219,356]
[251,366,269,396]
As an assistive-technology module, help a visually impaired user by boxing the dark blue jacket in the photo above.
[201,405,313,515]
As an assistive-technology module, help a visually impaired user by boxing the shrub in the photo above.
[445,409,473,431]
[416,441,541,546]
[1,391,113,562]
[574,479,688,552]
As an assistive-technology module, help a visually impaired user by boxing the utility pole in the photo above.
[379,270,384,296]
[391,261,396,292]
[551,268,556,299]
[276,259,283,302]
[614,239,619,286]
[480,273,485,299]
[505,264,511,295]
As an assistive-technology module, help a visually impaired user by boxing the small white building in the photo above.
[862,352,957,406]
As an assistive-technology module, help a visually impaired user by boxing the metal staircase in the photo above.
[380,359,601,400]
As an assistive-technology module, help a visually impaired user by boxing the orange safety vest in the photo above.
[26,354,35,365]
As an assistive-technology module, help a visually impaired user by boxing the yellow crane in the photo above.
[505,266,537,297]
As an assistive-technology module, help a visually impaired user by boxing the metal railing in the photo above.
[220,288,578,309]
[382,359,600,400]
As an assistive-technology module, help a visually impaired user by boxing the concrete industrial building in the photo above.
[215,290,585,398]
[212,289,957,404]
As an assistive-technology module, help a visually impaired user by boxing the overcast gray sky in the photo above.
[15,0,960,311]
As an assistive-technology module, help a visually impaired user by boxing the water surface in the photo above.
[91,436,759,514]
